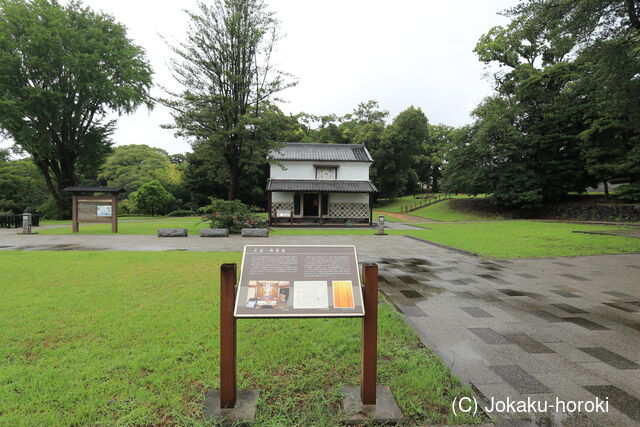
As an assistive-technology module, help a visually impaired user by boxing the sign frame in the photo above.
[234,245,365,319]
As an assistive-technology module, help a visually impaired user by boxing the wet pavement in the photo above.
[2,230,640,425]
[377,252,640,426]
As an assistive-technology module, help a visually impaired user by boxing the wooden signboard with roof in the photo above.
[63,187,124,233]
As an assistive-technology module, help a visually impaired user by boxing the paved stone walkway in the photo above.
[1,231,639,425]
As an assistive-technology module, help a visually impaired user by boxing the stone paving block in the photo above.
[550,289,581,298]
[498,289,526,297]
[490,365,551,393]
[504,334,554,354]
[578,347,640,370]
[544,342,600,363]
[604,302,640,313]
[472,381,523,404]
[564,317,609,331]
[449,359,505,385]
[560,273,590,282]
[530,311,566,323]
[602,291,633,298]
[461,307,494,318]
[469,328,512,345]
[515,354,604,386]
[550,303,588,314]
[583,385,640,423]
[398,305,427,317]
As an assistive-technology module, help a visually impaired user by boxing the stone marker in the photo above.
[157,228,188,237]
[241,228,269,237]
[21,213,32,235]
[376,215,386,236]
[200,228,229,237]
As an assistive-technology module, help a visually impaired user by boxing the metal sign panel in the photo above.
[234,245,365,318]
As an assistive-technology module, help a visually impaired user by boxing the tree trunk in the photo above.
[228,162,239,201]
[603,179,609,199]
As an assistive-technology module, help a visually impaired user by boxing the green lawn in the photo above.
[391,221,640,258]
[39,218,206,235]
[0,252,481,426]
[408,199,504,222]
[373,195,419,213]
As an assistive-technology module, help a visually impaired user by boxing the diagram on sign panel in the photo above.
[293,281,329,309]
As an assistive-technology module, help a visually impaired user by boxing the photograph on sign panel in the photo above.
[292,281,329,309]
[332,280,355,308]
[96,205,112,217]
[245,280,290,309]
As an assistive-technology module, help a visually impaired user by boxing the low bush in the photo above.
[201,198,267,233]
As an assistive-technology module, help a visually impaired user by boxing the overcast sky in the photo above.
[2,0,517,155]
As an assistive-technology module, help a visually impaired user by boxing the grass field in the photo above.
[408,199,503,222]
[39,218,206,235]
[0,251,481,426]
[393,221,640,258]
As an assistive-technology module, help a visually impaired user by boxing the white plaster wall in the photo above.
[270,161,370,180]
[329,193,369,203]
[271,192,293,202]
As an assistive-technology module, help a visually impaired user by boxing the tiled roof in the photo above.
[269,143,373,162]
[267,179,378,193]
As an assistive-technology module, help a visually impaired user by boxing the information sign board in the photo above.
[78,198,114,222]
[234,245,364,318]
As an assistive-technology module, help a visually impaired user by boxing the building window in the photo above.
[316,167,337,180]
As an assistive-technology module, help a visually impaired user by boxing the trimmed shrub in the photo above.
[201,198,266,234]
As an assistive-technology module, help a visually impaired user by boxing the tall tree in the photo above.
[163,0,296,200]
[373,106,429,198]
[0,0,153,214]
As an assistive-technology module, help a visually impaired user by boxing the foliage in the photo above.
[374,107,429,197]
[0,0,153,214]
[201,198,265,233]
[98,145,183,196]
[617,183,640,202]
[162,0,296,200]
[130,180,175,216]
[442,0,640,209]
[0,157,48,213]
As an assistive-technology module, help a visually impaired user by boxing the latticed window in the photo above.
[316,167,336,180]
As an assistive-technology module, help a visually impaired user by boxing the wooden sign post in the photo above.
[361,263,378,405]
[219,263,237,409]
[207,245,400,424]
[63,187,123,233]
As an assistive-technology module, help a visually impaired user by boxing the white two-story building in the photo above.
[266,143,378,225]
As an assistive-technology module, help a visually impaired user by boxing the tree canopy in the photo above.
[98,145,182,195]
[162,0,296,201]
[0,0,153,215]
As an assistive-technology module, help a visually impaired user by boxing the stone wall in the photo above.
[545,204,640,222]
